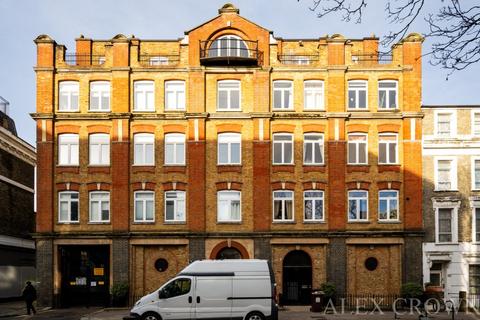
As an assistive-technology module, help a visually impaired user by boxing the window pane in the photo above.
[273,90,282,109]
[135,201,143,220]
[349,200,357,220]
[379,143,387,163]
[283,90,291,108]
[315,200,323,220]
[304,143,313,163]
[60,202,68,221]
[273,143,282,163]
[348,143,356,163]
[231,200,240,220]
[274,200,282,220]
[218,91,228,109]
[145,144,154,164]
[379,91,386,108]
[348,90,356,108]
[379,199,387,220]
[389,91,396,108]
[284,142,292,163]
[166,200,174,220]
[231,91,240,109]
[146,200,154,220]
[390,199,398,219]
[165,144,174,164]
[389,143,397,163]
[304,200,313,220]
[358,90,366,108]
[218,143,228,164]
[359,199,367,219]
[314,142,322,163]
[358,143,366,163]
[285,200,292,219]
[231,143,240,163]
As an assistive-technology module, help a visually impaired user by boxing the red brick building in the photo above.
[32,3,424,307]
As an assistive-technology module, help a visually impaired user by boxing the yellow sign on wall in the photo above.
[93,268,104,276]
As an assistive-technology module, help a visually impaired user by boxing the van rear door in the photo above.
[194,276,232,319]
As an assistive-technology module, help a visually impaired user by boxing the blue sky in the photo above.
[1,0,478,145]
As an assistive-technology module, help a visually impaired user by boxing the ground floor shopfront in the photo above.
[35,234,423,307]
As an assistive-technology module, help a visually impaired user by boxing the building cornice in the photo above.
[0,126,36,165]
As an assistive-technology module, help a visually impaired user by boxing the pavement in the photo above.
[1,301,479,320]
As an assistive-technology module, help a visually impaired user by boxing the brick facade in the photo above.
[33,4,424,306]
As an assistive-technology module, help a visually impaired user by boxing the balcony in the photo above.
[200,39,262,66]
[278,54,319,66]
[138,54,180,67]
[65,54,105,66]
[351,52,393,65]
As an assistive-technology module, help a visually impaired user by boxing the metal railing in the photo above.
[138,54,180,67]
[467,293,480,309]
[333,293,401,309]
[64,54,106,66]
[199,39,262,65]
[278,54,319,65]
[351,52,393,65]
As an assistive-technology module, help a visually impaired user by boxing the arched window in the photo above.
[216,247,242,259]
[208,35,249,58]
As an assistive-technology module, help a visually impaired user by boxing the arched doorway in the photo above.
[282,250,312,305]
[209,240,250,259]
[216,247,242,259]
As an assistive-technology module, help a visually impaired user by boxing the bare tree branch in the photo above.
[300,0,480,73]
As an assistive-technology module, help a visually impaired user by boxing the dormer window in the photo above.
[208,35,249,58]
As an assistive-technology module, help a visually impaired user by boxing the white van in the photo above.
[126,259,278,320]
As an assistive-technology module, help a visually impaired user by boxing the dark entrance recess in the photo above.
[59,245,110,307]
[216,247,242,259]
[282,250,312,305]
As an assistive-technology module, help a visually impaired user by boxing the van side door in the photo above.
[194,276,232,319]
[158,277,194,320]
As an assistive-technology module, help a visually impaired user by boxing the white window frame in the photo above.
[273,80,293,110]
[165,80,185,111]
[434,157,458,191]
[89,191,110,223]
[348,190,369,222]
[133,80,155,112]
[433,201,459,244]
[434,109,457,137]
[134,191,155,222]
[472,206,480,243]
[164,190,186,222]
[472,157,480,190]
[378,133,398,165]
[217,133,241,165]
[58,134,79,166]
[150,56,168,66]
[378,190,399,221]
[347,133,368,165]
[303,80,324,110]
[273,190,294,222]
[303,133,324,165]
[89,81,110,111]
[472,111,480,136]
[217,190,242,222]
[164,133,185,165]
[58,81,79,112]
[347,80,368,110]
[272,133,294,165]
[133,133,155,166]
[303,190,324,222]
[89,133,110,166]
[378,80,398,109]
[209,35,249,58]
[58,191,79,223]
[217,80,241,111]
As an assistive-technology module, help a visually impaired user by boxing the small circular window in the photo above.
[155,259,168,272]
[365,257,378,271]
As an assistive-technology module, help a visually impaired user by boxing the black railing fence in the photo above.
[278,54,319,65]
[64,54,105,66]
[351,52,393,64]
[138,54,180,66]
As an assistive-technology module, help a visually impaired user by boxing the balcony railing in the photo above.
[199,40,262,66]
[278,54,319,65]
[138,54,180,67]
[65,54,105,66]
[351,52,393,65]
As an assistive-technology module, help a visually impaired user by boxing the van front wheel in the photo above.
[245,311,265,320]
[141,311,161,320]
